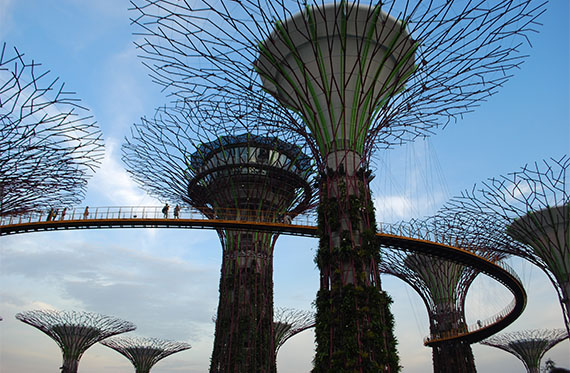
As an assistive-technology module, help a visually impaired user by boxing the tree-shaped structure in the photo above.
[129,1,545,370]
[100,336,191,373]
[0,43,104,215]
[15,309,136,373]
[273,307,315,356]
[122,104,315,373]
[380,216,508,373]
[480,329,569,373]
[439,156,569,334]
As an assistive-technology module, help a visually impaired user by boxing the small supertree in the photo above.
[129,1,545,371]
[123,103,315,373]
[273,307,315,356]
[100,336,191,373]
[480,329,569,373]
[380,216,509,373]
[15,309,136,373]
[439,156,570,334]
[0,43,104,215]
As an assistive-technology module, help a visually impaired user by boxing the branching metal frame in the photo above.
[438,156,570,334]
[128,1,545,371]
[273,307,315,355]
[100,336,191,373]
[480,329,569,373]
[380,216,508,373]
[15,309,136,373]
[0,43,104,216]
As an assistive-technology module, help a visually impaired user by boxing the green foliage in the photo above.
[313,170,400,372]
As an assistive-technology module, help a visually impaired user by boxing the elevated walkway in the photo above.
[0,206,526,346]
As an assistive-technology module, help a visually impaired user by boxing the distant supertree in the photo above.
[480,329,569,373]
[0,43,104,216]
[15,309,136,373]
[130,1,545,370]
[439,156,569,334]
[100,336,191,373]
[273,307,315,356]
[122,103,315,373]
[380,216,508,373]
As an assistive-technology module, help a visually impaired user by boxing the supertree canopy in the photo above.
[0,43,104,216]
[15,309,136,373]
[129,0,545,370]
[439,156,570,334]
[122,103,315,373]
[379,216,509,373]
[273,307,315,356]
[480,329,569,373]
[100,336,191,373]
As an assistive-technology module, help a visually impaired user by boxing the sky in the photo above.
[0,0,569,372]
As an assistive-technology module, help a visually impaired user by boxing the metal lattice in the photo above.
[100,336,191,373]
[438,156,570,334]
[480,329,569,373]
[15,309,136,373]
[0,43,104,216]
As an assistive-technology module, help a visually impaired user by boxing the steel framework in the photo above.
[15,309,136,373]
[480,329,569,373]
[100,336,191,373]
[273,307,315,355]
[380,215,509,373]
[439,156,570,334]
[129,1,545,371]
[122,103,315,373]
[0,43,104,216]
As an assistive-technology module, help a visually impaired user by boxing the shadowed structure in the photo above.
[129,0,545,370]
[15,309,136,373]
[439,156,569,334]
[380,216,509,373]
[101,336,191,373]
[0,43,104,216]
[480,329,569,373]
[122,104,315,373]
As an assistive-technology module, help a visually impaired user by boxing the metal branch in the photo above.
[480,329,569,373]
[15,309,136,373]
[0,43,105,216]
[100,336,191,373]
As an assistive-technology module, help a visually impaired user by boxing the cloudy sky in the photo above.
[1,0,569,372]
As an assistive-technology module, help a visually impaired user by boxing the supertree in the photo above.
[15,309,136,373]
[129,0,545,370]
[439,156,570,334]
[273,307,315,356]
[480,329,569,373]
[122,103,315,373]
[0,43,104,216]
[100,336,191,373]
[379,215,509,373]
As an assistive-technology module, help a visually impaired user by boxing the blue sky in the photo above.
[0,1,568,372]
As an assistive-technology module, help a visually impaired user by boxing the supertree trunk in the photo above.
[211,229,276,373]
[430,310,476,373]
[314,153,398,372]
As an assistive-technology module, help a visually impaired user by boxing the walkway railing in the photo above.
[1,206,525,345]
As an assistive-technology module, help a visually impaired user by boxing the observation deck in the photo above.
[0,206,526,346]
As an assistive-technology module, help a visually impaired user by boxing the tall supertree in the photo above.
[122,103,315,373]
[439,156,570,334]
[273,307,315,356]
[15,309,136,373]
[379,216,509,373]
[0,43,104,215]
[100,336,191,373]
[480,329,569,373]
[129,0,545,370]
